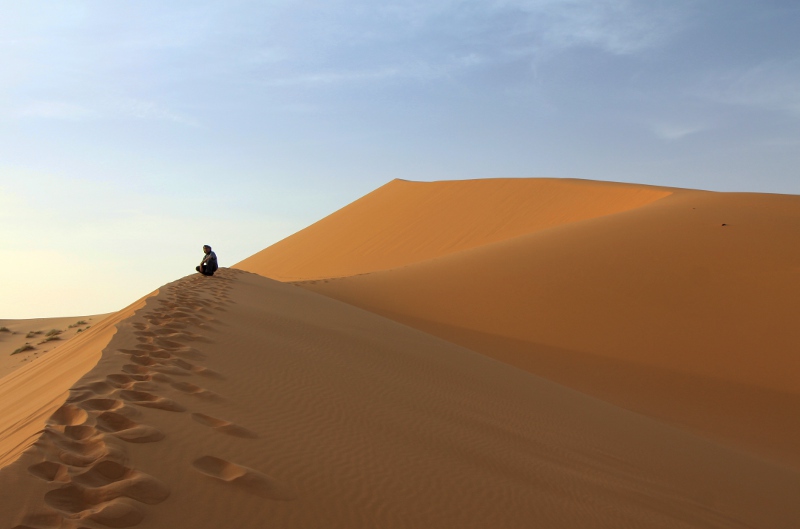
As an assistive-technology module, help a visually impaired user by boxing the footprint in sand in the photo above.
[43,460,169,526]
[122,364,151,376]
[106,373,151,389]
[150,365,192,377]
[72,380,116,396]
[146,357,197,377]
[154,337,187,350]
[191,413,258,439]
[190,366,225,379]
[95,411,166,443]
[49,403,88,426]
[79,398,124,412]
[28,460,68,482]
[191,456,294,500]
[72,460,170,504]
[170,382,222,402]
[118,390,186,412]
[128,355,158,367]
[62,425,100,441]
[169,347,206,360]
[41,429,111,468]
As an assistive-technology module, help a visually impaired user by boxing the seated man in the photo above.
[196,245,218,276]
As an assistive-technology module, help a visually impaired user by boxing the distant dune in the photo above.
[1,177,799,528]
[236,178,673,280]
[0,316,109,380]
[0,308,148,471]
[238,178,800,469]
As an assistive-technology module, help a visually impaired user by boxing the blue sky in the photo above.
[2,0,799,317]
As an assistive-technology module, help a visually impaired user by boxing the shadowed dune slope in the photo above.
[234,178,800,469]
[296,187,800,469]
[236,178,673,281]
[1,270,798,529]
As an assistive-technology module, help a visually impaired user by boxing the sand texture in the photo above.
[238,178,800,470]
[0,316,109,381]
[236,178,673,281]
[2,177,799,528]
[1,269,799,529]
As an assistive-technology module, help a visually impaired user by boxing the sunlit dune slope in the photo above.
[1,270,798,529]
[0,298,152,469]
[236,178,673,280]
[0,315,109,380]
[294,185,800,469]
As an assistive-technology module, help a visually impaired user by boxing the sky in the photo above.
[2,0,799,318]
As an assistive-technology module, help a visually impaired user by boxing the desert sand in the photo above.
[241,178,800,470]
[0,316,108,381]
[1,178,798,528]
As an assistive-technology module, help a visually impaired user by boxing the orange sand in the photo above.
[1,177,799,528]
[1,270,798,528]
[0,303,150,471]
[239,179,800,470]
[0,316,109,380]
[236,178,673,280]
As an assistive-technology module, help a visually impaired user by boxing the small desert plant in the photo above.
[39,336,62,344]
[12,344,35,355]
[26,331,36,338]
[76,320,88,325]
[45,329,62,337]
[0,327,10,333]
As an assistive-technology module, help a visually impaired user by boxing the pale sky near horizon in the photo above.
[2,0,799,318]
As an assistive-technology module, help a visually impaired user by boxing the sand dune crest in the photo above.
[4,269,798,528]
[245,178,800,469]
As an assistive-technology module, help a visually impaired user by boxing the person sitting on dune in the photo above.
[196,245,218,276]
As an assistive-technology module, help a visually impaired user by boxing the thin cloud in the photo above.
[554,0,689,54]
[263,67,405,87]
[705,60,800,117]
[376,0,692,56]
[261,54,486,87]
[14,97,199,126]
[248,1,691,90]
[17,100,97,120]
[650,122,708,140]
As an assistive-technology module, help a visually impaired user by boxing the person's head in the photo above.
[203,245,211,254]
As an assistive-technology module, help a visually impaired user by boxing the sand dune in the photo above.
[0,304,150,471]
[1,269,798,528]
[2,177,798,528]
[0,316,108,381]
[237,178,800,469]
[236,178,673,281]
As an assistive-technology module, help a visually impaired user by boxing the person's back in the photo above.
[197,245,218,276]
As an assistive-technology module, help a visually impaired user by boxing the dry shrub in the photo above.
[12,344,35,355]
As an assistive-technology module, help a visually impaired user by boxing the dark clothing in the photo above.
[202,250,218,268]
[196,264,215,276]
[198,250,218,276]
